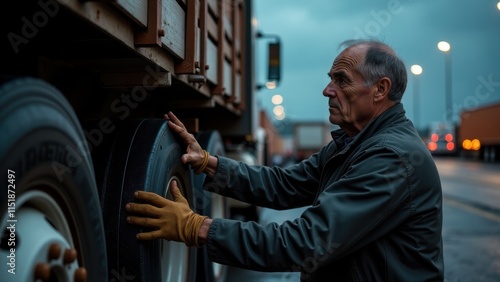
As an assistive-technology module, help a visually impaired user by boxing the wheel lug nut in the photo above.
[34,263,51,281]
[74,267,88,282]
[48,243,61,260]
[63,248,78,264]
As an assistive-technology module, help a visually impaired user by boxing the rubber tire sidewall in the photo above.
[101,119,197,282]
[0,78,108,280]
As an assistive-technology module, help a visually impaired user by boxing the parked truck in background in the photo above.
[425,121,458,156]
[0,0,279,281]
[458,102,500,162]
[293,122,334,161]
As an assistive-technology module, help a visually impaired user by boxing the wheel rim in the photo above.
[1,190,87,281]
[160,176,190,282]
[211,194,226,279]
[195,131,228,281]
[0,78,107,281]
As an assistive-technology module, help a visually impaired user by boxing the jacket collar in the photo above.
[330,103,407,151]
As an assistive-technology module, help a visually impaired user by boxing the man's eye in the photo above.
[335,77,346,86]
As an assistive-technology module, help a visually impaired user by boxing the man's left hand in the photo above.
[126,180,208,247]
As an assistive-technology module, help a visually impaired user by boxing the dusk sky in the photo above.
[254,0,500,131]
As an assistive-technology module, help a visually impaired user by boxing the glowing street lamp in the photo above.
[497,1,500,11]
[437,41,452,122]
[410,65,423,75]
[271,94,283,105]
[410,64,423,129]
[437,41,451,52]
[265,81,277,90]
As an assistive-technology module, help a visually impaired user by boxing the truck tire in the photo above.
[194,131,228,282]
[100,118,197,282]
[0,78,108,281]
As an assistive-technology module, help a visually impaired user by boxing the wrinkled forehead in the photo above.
[331,45,367,72]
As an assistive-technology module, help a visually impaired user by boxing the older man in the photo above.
[127,39,444,281]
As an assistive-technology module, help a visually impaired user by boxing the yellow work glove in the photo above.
[126,180,208,247]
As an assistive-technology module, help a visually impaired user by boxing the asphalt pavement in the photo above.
[224,207,306,282]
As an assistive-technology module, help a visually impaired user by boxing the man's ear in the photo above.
[374,77,391,102]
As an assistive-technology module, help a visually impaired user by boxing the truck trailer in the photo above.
[293,122,334,161]
[458,102,500,162]
[0,0,277,281]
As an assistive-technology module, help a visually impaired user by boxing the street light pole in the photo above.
[256,31,281,91]
[410,64,423,130]
[438,41,452,122]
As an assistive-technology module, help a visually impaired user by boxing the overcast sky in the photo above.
[254,0,500,131]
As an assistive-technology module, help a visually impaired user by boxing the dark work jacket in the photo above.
[204,103,444,281]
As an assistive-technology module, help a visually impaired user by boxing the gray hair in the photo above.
[339,39,407,103]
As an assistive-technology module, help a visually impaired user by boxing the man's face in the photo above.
[323,45,378,136]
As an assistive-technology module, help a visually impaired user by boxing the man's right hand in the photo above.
[165,111,206,171]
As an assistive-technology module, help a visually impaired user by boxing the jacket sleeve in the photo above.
[203,149,327,209]
[206,145,413,272]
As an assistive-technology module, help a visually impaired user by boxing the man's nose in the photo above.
[323,82,336,97]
